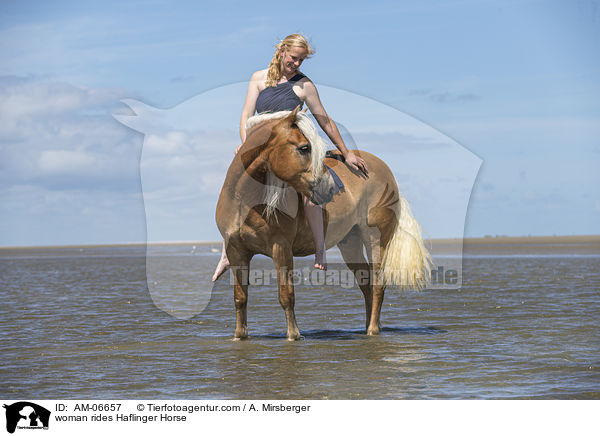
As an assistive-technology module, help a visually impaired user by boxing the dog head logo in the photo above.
[3,402,50,434]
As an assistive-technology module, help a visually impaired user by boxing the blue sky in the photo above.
[0,0,598,245]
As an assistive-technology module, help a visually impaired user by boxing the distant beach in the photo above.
[429,235,600,256]
[2,235,599,257]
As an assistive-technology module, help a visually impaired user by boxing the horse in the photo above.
[215,106,432,340]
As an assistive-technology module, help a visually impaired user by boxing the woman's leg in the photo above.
[212,240,230,282]
[303,196,326,270]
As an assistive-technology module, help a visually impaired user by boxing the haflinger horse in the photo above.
[215,106,432,340]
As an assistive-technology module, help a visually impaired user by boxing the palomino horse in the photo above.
[215,107,432,340]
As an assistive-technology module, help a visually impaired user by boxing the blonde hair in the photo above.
[265,34,315,87]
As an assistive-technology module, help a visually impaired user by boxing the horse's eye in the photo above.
[297,144,311,155]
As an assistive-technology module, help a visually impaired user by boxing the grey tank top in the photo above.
[255,73,305,114]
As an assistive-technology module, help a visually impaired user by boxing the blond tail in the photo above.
[380,196,433,289]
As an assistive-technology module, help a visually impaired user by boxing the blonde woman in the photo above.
[212,33,367,281]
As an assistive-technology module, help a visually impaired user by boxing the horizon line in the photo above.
[1,234,600,250]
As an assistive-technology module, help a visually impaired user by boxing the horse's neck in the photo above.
[218,118,298,232]
[219,148,269,222]
[227,120,275,197]
[220,148,299,231]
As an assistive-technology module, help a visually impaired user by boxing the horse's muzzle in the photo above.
[309,171,335,205]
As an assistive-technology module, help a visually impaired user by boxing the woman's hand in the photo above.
[345,150,368,176]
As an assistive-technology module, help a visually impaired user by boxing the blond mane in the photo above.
[245,110,327,219]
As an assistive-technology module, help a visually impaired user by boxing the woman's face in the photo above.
[280,46,308,75]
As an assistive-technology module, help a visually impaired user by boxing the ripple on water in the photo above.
[0,250,598,399]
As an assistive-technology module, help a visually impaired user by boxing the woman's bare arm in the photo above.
[302,80,368,175]
[239,70,264,144]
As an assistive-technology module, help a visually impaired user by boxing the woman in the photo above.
[212,33,367,281]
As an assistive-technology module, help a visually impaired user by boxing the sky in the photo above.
[0,0,599,246]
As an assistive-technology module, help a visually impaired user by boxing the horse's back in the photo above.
[320,150,401,246]
[324,150,399,203]
[325,150,396,180]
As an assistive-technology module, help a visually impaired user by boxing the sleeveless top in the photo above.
[255,73,305,114]
[255,72,345,196]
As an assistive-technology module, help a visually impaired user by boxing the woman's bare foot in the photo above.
[314,249,327,271]
[212,254,230,282]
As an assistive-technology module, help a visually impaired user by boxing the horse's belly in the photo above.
[323,198,363,245]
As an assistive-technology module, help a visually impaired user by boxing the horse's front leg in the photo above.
[232,263,249,340]
[272,242,301,341]
[227,247,252,340]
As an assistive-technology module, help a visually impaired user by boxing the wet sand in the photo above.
[2,235,599,256]
[429,235,600,256]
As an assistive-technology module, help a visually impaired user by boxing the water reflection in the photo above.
[0,245,598,399]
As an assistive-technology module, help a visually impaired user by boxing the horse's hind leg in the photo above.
[361,226,392,336]
[368,281,386,335]
[337,226,373,331]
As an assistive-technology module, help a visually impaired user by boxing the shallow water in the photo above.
[1,244,599,399]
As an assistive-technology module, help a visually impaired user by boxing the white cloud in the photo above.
[0,76,146,245]
[0,76,137,188]
[144,131,192,155]
[37,149,97,174]
[0,77,123,132]
[408,88,482,103]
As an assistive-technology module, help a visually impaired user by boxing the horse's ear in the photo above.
[282,105,302,126]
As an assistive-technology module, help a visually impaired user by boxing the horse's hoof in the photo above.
[366,328,380,336]
[233,329,248,341]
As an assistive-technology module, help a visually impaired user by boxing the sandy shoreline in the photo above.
[430,235,600,255]
[1,235,599,255]
[432,234,600,245]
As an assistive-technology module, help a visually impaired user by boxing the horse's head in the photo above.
[262,107,335,205]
